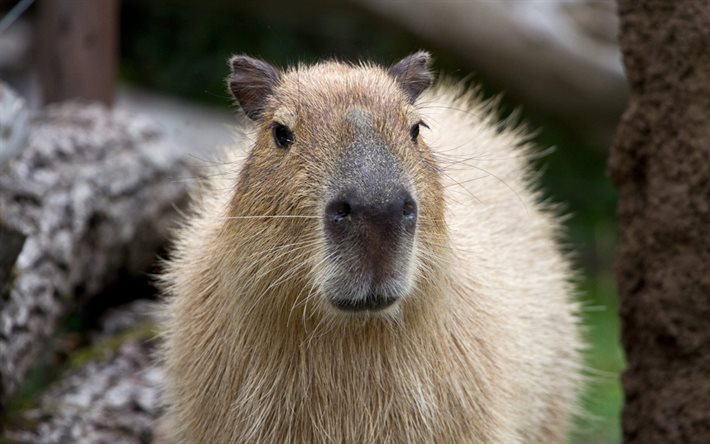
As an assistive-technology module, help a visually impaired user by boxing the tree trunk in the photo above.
[609,1,710,443]
[0,99,194,405]
[37,0,119,105]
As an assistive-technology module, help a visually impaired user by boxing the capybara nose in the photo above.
[325,189,417,237]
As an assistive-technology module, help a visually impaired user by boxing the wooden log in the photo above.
[609,1,710,442]
[37,0,119,105]
[0,98,195,405]
[4,301,161,444]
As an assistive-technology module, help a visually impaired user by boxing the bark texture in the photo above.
[0,101,192,404]
[609,1,710,442]
[4,301,161,444]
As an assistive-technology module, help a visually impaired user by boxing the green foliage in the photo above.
[66,323,156,370]
[120,0,420,106]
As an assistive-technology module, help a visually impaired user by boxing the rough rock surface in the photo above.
[609,1,710,442]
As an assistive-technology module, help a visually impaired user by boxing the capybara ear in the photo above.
[227,55,280,120]
[388,51,433,103]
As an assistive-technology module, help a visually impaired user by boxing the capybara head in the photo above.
[226,52,446,317]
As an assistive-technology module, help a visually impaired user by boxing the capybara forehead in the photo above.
[272,62,413,123]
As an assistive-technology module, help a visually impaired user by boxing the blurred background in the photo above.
[1,1,624,442]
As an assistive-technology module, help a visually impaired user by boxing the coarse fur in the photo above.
[158,54,584,443]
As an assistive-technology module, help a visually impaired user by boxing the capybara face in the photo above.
[227,53,445,316]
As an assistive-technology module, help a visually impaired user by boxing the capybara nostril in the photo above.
[324,189,417,238]
[325,200,352,225]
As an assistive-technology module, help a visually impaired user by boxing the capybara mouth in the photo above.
[330,292,399,312]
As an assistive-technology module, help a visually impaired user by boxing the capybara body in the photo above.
[159,52,583,443]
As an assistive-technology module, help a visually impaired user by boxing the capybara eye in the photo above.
[271,123,294,148]
[410,121,428,143]
[410,123,420,143]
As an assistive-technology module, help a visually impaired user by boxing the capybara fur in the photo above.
[159,52,583,443]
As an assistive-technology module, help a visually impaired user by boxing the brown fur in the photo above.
[158,55,583,443]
